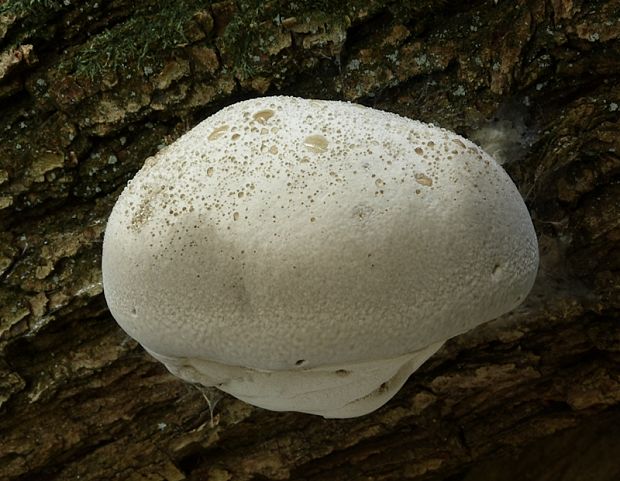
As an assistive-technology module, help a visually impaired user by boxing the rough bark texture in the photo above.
[1,0,619,480]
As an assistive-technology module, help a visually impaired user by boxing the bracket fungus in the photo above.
[102,96,539,418]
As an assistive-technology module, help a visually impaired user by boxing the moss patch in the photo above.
[0,0,65,17]
[60,0,207,80]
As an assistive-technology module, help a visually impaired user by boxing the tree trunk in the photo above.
[1,0,619,480]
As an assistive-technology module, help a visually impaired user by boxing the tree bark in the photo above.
[1,0,619,480]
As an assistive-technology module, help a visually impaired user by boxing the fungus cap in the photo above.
[102,96,539,417]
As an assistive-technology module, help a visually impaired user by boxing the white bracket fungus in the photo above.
[102,96,539,418]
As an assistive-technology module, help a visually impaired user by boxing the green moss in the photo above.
[63,0,204,80]
[217,0,267,80]
[218,0,446,82]
[1,0,207,79]
[0,0,67,45]
[220,0,357,81]
[0,0,64,16]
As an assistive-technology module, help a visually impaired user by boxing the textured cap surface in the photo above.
[102,96,538,416]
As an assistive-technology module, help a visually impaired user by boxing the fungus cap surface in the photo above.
[102,96,539,417]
